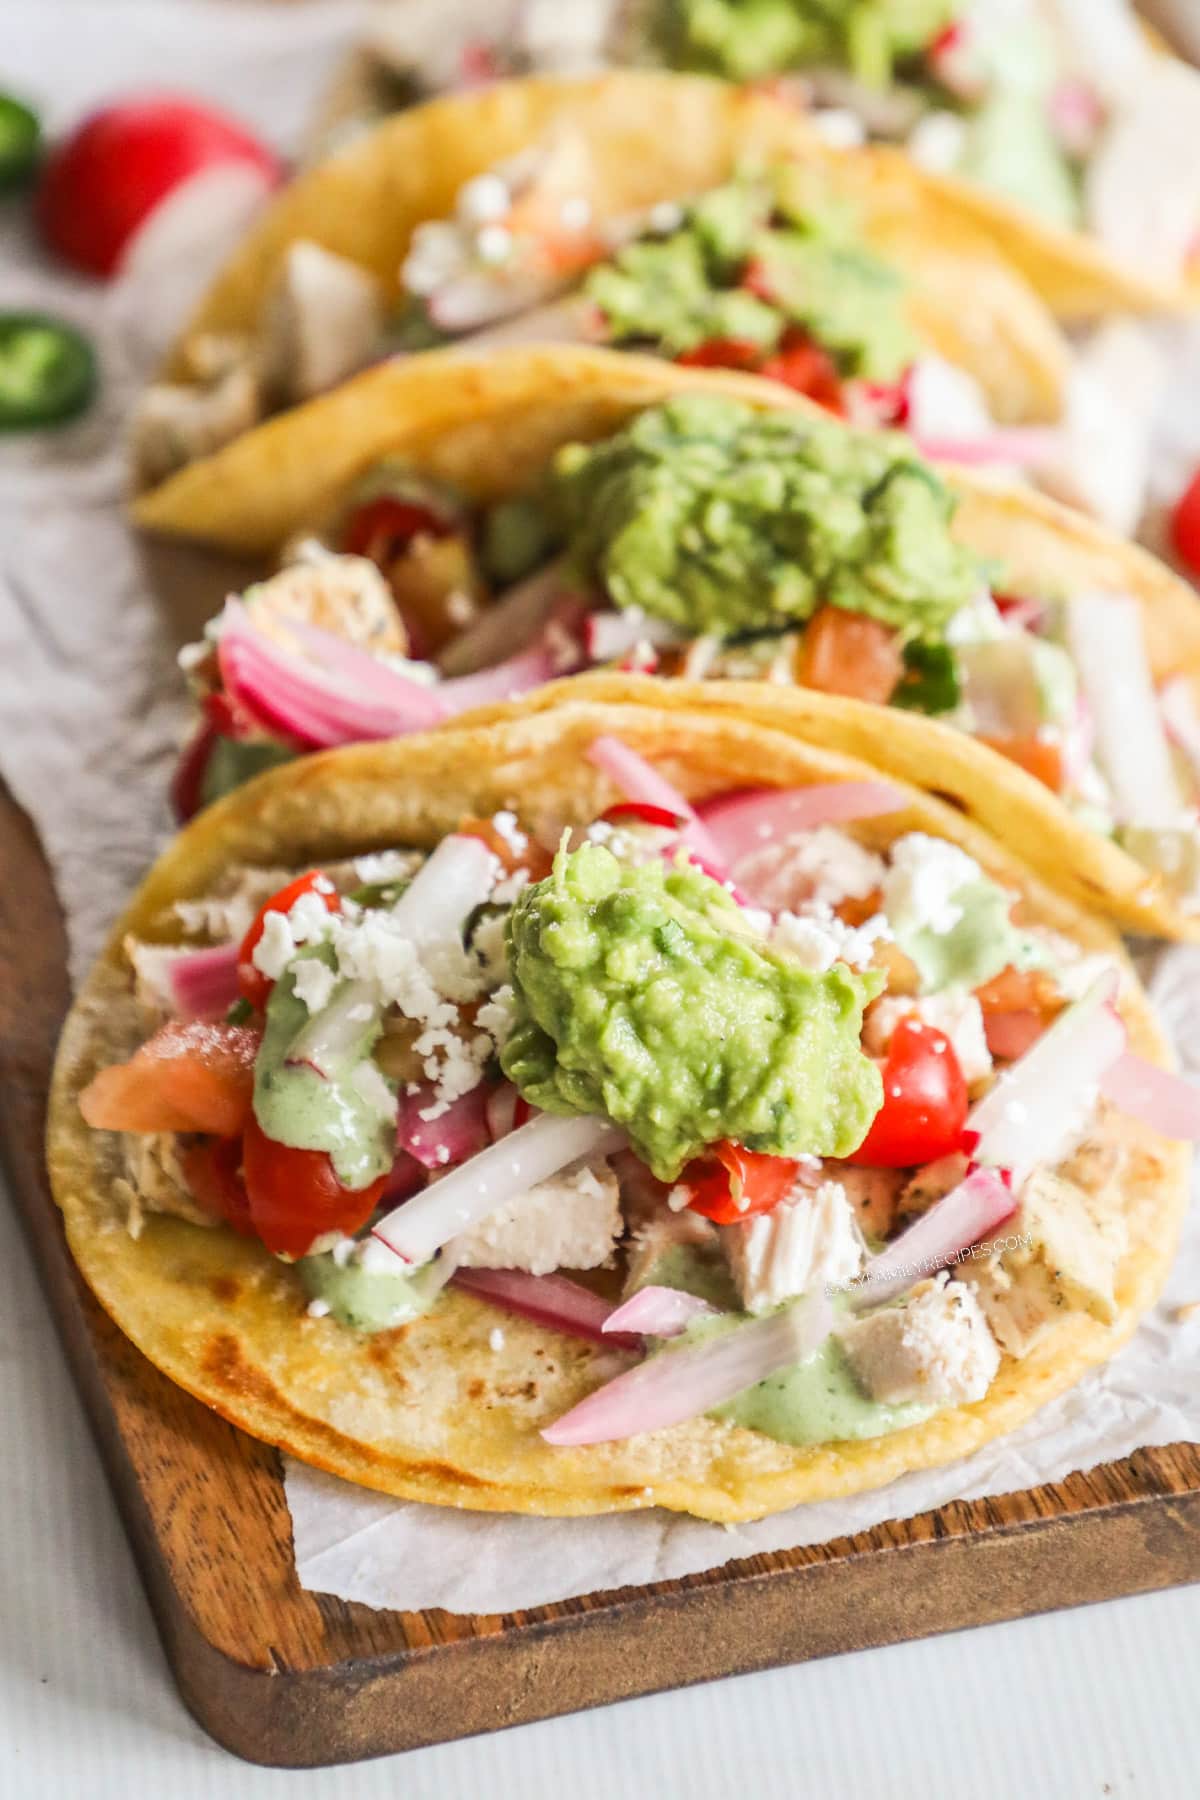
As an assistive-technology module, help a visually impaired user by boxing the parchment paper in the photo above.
[2,0,1199,1620]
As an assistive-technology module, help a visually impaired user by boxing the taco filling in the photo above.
[342,0,1200,289]
[79,743,1188,1457]
[135,147,1153,533]
[171,393,1200,918]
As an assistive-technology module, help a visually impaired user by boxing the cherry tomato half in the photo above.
[675,337,764,372]
[1171,468,1200,580]
[758,329,845,412]
[241,1115,387,1258]
[684,1141,801,1226]
[848,1017,968,1169]
[179,1136,254,1236]
[237,870,340,1011]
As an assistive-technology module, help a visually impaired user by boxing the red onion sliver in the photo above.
[439,641,563,712]
[450,1268,641,1350]
[602,1285,718,1339]
[166,942,240,1018]
[1101,1051,1200,1141]
[437,561,568,677]
[397,1082,493,1169]
[852,1168,1016,1310]
[695,781,905,872]
[967,972,1125,1185]
[912,428,1061,468]
[541,1289,832,1447]
[586,735,726,872]
[374,1112,625,1265]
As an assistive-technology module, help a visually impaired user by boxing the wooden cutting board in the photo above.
[3,778,1200,1770]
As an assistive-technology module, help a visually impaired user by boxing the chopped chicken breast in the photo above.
[455,1158,621,1275]
[956,1168,1127,1356]
[721,1180,866,1313]
[839,1273,1000,1406]
[119,1134,214,1236]
[244,550,409,657]
[132,353,260,488]
[257,240,385,405]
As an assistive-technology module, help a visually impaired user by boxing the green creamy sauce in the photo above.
[714,1333,933,1444]
[891,876,1051,994]
[252,952,395,1190]
[502,843,883,1181]
[656,0,954,85]
[299,1253,437,1332]
[552,395,980,641]
[583,172,914,378]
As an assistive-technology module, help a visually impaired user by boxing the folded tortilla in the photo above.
[133,342,1200,939]
[139,70,1081,484]
[48,696,1188,1522]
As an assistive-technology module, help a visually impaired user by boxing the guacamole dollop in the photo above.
[656,0,955,86]
[584,172,914,379]
[501,843,884,1181]
[553,396,980,641]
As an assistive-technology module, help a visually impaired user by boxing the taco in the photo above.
[132,72,1163,537]
[317,1,1200,313]
[49,697,1194,1522]
[137,345,1200,939]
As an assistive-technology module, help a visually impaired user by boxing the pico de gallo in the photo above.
[81,741,1199,1449]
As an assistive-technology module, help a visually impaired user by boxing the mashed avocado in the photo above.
[656,0,954,85]
[502,843,883,1181]
[553,396,980,640]
[584,172,914,378]
[253,952,396,1191]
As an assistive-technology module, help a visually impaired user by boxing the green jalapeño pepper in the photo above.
[0,313,96,429]
[0,93,40,188]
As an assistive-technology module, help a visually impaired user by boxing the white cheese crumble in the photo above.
[734,827,885,913]
[773,903,890,972]
[291,956,337,1015]
[489,1327,506,1352]
[306,1297,332,1319]
[882,833,982,937]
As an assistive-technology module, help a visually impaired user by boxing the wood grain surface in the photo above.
[2,777,1200,1768]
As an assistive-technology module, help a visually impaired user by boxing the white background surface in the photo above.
[3,3,1200,1794]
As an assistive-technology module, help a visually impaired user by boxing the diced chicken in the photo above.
[455,1158,622,1275]
[117,1134,215,1238]
[131,353,260,488]
[256,240,385,406]
[839,1273,1001,1407]
[1084,59,1200,283]
[865,992,993,1088]
[124,936,182,1026]
[835,1164,906,1242]
[955,1168,1127,1357]
[898,1152,970,1223]
[622,1206,717,1293]
[244,550,409,657]
[735,828,885,913]
[720,1180,867,1314]
[1036,322,1165,535]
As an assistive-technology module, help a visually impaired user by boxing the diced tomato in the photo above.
[758,329,845,412]
[799,605,904,703]
[237,871,340,1012]
[683,1142,801,1226]
[457,814,553,879]
[241,1114,387,1257]
[170,717,218,824]
[1171,468,1200,579]
[975,965,1064,1060]
[848,1017,968,1169]
[976,733,1065,793]
[675,337,764,372]
[341,494,453,563]
[179,1136,254,1236]
[79,1021,260,1136]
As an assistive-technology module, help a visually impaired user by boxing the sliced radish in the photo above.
[1066,595,1184,828]
[439,639,570,710]
[695,782,905,872]
[586,736,726,872]
[853,1168,1016,1310]
[372,1112,625,1265]
[1100,1051,1200,1141]
[601,1285,718,1339]
[541,1288,832,1447]
[166,942,240,1018]
[388,832,499,949]
[967,972,1126,1186]
[284,976,379,1081]
[450,1268,640,1349]
[397,1081,493,1169]
[37,95,280,278]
